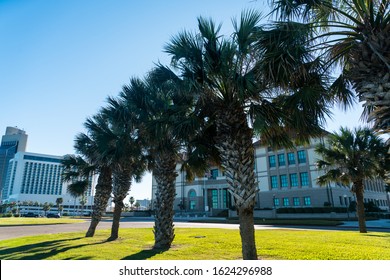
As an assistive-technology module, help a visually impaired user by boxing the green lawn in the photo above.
[0,217,86,226]
[0,228,389,260]
[195,218,343,226]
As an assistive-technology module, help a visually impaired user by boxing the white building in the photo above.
[2,151,96,212]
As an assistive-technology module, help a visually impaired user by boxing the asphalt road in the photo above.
[1,217,389,241]
[0,218,273,241]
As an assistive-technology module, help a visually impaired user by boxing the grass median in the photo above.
[0,217,86,226]
[0,228,389,260]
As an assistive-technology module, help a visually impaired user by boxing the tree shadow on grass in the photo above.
[0,237,111,260]
[366,233,390,239]
[122,247,169,260]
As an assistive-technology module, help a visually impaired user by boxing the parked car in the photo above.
[22,212,39,217]
[46,213,60,218]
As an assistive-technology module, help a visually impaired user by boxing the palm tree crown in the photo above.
[316,126,389,232]
[270,0,390,135]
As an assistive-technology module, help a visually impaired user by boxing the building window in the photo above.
[278,154,286,167]
[269,155,276,168]
[300,172,309,187]
[189,190,196,197]
[297,150,306,164]
[211,189,218,208]
[287,152,296,165]
[190,201,196,210]
[304,196,311,206]
[222,189,230,208]
[280,174,288,188]
[271,176,278,188]
[283,198,290,206]
[290,173,298,187]
[273,198,280,207]
[293,197,300,206]
[210,169,219,179]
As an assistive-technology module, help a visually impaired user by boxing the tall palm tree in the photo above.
[269,0,390,136]
[102,100,149,242]
[117,68,212,250]
[164,10,338,259]
[316,127,389,233]
[75,115,114,237]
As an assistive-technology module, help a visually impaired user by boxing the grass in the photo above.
[0,217,86,226]
[193,218,343,226]
[0,228,389,260]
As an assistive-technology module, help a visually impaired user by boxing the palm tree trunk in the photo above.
[354,180,367,233]
[86,167,112,237]
[109,197,125,241]
[108,170,131,241]
[153,150,177,250]
[238,206,257,259]
[356,77,390,135]
[216,106,258,260]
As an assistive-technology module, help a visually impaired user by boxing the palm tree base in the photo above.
[85,218,100,237]
[106,235,118,242]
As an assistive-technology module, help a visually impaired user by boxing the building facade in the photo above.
[0,127,28,202]
[152,136,389,215]
[2,151,96,210]
[0,127,97,214]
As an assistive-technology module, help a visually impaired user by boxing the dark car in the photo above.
[23,212,39,217]
[46,213,60,218]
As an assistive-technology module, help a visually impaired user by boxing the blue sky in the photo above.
[0,0,365,200]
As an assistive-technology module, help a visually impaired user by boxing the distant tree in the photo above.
[42,202,51,216]
[55,197,63,214]
[79,195,87,216]
[134,201,140,210]
[316,127,389,233]
[129,196,135,210]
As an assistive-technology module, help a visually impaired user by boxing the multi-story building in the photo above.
[0,127,28,201]
[2,151,96,211]
[152,136,389,215]
[0,126,97,214]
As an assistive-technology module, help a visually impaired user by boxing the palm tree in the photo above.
[118,68,213,250]
[164,10,338,259]
[269,0,390,136]
[101,101,149,242]
[74,115,114,237]
[62,155,92,216]
[42,202,51,216]
[79,195,87,216]
[316,127,389,233]
[55,197,63,215]
[129,196,135,210]
[111,75,179,249]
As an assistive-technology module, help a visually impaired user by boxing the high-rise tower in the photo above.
[0,127,28,202]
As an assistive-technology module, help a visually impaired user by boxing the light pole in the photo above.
[344,194,350,220]
[273,194,277,219]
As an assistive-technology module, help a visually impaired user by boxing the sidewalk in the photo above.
[339,219,390,229]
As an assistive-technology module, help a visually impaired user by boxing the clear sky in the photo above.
[0,0,365,200]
